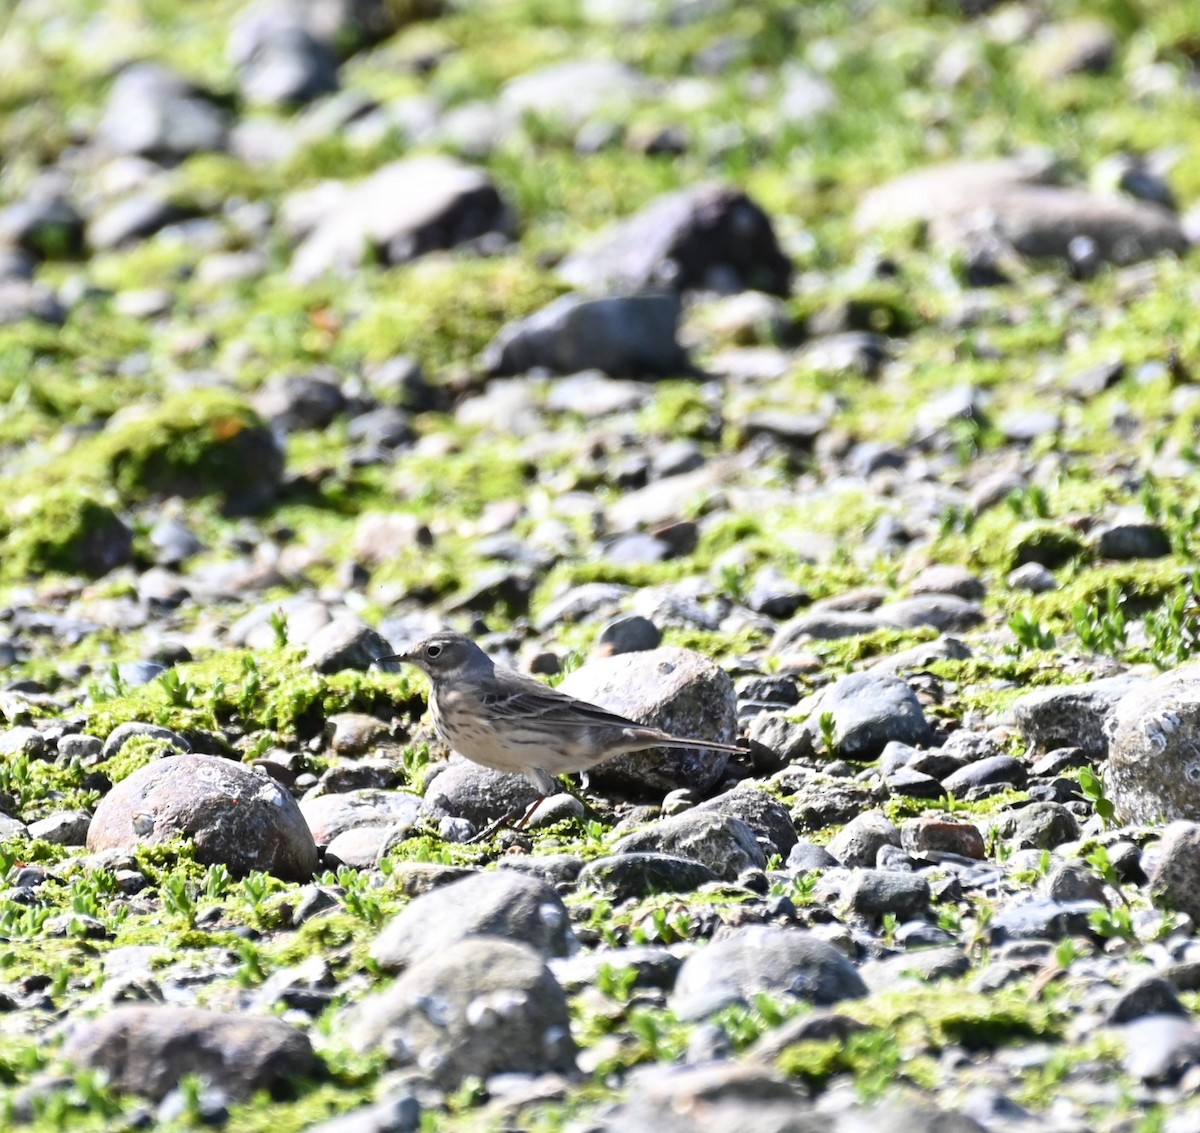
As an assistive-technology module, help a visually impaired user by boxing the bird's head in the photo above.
[375,632,491,681]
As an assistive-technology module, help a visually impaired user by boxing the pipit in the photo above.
[377,631,747,838]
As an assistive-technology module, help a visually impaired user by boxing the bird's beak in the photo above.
[374,650,411,667]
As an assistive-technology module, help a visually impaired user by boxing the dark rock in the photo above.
[1093,516,1171,560]
[844,869,930,920]
[1107,976,1189,1024]
[419,759,542,830]
[1015,675,1150,759]
[578,853,718,899]
[941,755,1027,795]
[482,293,686,379]
[560,183,791,297]
[304,617,394,673]
[901,818,985,859]
[994,801,1080,850]
[595,614,661,656]
[0,192,85,260]
[786,841,839,872]
[253,372,345,432]
[1009,523,1087,570]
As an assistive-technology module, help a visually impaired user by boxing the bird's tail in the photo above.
[627,728,749,755]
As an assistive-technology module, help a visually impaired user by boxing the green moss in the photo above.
[337,257,565,371]
[96,390,279,506]
[1,489,131,580]
[86,649,424,750]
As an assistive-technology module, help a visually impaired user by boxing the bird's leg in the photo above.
[467,795,546,844]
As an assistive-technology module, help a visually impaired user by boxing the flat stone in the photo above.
[672,925,868,1020]
[370,869,575,972]
[62,1005,317,1101]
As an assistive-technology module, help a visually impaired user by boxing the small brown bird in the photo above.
[377,631,746,836]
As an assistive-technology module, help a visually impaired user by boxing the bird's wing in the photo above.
[478,681,646,732]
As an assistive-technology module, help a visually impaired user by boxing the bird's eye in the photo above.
[426,643,442,658]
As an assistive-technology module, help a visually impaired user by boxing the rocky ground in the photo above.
[3,0,1200,1130]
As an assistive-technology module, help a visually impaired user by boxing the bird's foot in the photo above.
[466,796,546,844]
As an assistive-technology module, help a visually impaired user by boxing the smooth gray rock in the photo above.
[299,789,420,846]
[304,617,395,674]
[827,811,902,868]
[595,1061,818,1133]
[481,293,686,379]
[230,10,339,106]
[672,925,868,1020]
[773,610,889,648]
[370,869,575,972]
[26,810,92,846]
[87,755,318,880]
[844,869,931,920]
[613,811,766,880]
[694,785,798,857]
[286,156,514,282]
[1024,17,1117,81]
[95,63,228,159]
[786,841,839,872]
[804,672,934,760]
[304,1094,421,1133]
[559,646,738,795]
[1147,821,1200,922]
[1013,675,1147,759]
[876,594,985,633]
[501,58,652,126]
[1106,665,1200,822]
[838,1104,987,1133]
[418,758,545,830]
[1122,1014,1200,1081]
[348,937,576,1087]
[857,156,1187,267]
[62,1005,318,1101]
[988,899,1103,944]
[87,192,191,251]
[992,801,1080,850]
